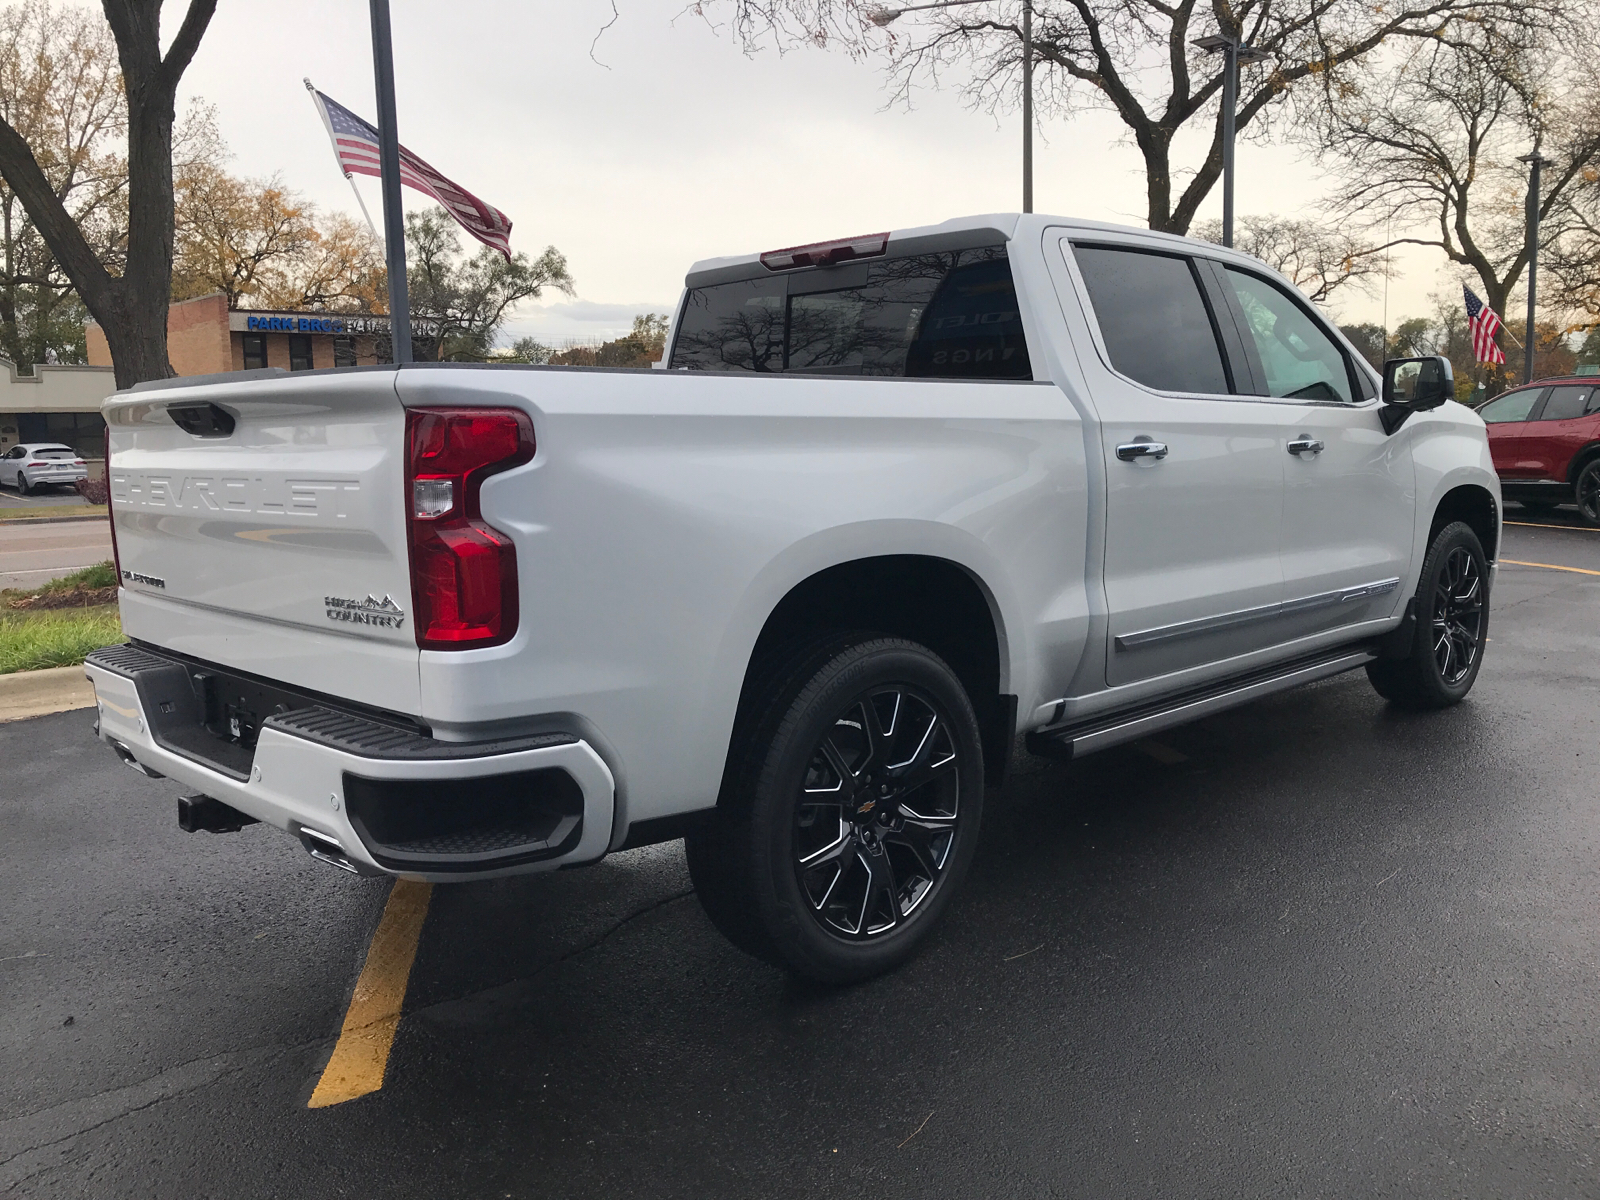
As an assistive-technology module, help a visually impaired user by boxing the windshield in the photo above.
[34,449,76,459]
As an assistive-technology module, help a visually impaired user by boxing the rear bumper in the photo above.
[84,645,616,882]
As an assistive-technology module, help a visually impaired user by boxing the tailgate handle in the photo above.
[167,402,236,438]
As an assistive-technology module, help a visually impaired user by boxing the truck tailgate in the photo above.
[105,370,420,714]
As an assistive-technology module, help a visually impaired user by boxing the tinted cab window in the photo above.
[670,247,1030,380]
[1071,245,1228,394]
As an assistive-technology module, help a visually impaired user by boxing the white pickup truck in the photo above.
[86,214,1499,983]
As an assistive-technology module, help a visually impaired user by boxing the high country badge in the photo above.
[325,594,406,629]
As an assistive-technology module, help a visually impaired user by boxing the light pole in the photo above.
[1518,150,1553,385]
[869,1,1034,213]
[369,0,411,363]
[1191,34,1268,249]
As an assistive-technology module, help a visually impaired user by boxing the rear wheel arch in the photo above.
[731,555,1012,788]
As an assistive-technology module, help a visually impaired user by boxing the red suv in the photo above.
[1478,376,1600,522]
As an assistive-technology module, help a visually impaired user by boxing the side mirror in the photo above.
[1381,355,1453,432]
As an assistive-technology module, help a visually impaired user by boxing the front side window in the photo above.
[1071,244,1229,394]
[1535,385,1595,421]
[1478,388,1542,423]
[669,247,1030,380]
[1224,268,1353,403]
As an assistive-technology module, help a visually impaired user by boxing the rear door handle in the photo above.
[1116,440,1169,462]
[1287,437,1325,456]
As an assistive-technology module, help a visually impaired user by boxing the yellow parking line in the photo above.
[1500,558,1600,577]
[308,879,433,1108]
[1505,520,1600,533]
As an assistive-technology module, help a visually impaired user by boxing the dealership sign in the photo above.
[246,315,348,333]
[228,311,436,336]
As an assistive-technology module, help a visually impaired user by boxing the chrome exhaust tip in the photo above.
[108,739,164,779]
[297,827,378,876]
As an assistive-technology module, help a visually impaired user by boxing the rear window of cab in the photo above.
[669,246,1032,380]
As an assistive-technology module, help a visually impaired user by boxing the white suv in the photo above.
[1,443,88,495]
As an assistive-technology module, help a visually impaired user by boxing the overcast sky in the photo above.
[173,0,1449,346]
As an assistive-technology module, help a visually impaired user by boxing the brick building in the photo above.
[87,293,395,376]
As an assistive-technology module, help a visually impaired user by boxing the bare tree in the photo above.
[1320,29,1600,383]
[697,0,1540,234]
[0,0,217,387]
[1192,214,1384,302]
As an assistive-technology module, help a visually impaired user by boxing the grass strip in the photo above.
[0,505,108,522]
[30,561,118,593]
[0,606,123,674]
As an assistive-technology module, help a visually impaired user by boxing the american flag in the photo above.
[309,86,512,261]
[1463,287,1506,365]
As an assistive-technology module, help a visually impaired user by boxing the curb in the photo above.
[0,514,110,525]
[0,664,97,723]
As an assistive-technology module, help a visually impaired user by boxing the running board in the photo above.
[1025,647,1379,762]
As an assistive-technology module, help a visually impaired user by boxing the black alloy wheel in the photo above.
[1430,545,1484,686]
[686,635,985,984]
[795,687,961,939]
[1577,461,1600,526]
[1366,520,1489,709]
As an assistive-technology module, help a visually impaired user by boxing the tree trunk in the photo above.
[117,60,179,389]
[1141,128,1176,233]
[0,0,214,389]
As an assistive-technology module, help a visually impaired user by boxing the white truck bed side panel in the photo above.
[396,367,1090,826]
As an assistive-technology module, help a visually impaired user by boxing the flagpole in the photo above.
[369,0,412,364]
[305,80,383,242]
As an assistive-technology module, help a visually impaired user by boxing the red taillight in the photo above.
[105,453,122,586]
[760,231,889,271]
[404,407,534,650]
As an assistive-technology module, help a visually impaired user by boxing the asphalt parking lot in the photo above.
[0,516,112,591]
[4,513,1599,1198]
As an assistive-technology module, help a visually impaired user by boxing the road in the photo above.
[0,519,112,591]
[3,514,1599,1198]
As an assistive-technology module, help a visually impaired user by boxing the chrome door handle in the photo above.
[1116,440,1169,462]
[1287,437,1325,456]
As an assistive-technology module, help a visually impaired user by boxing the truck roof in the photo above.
[682,212,1219,289]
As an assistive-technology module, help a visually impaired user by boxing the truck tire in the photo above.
[686,635,985,984]
[1366,521,1488,709]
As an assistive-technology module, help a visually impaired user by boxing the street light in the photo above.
[1191,33,1268,250]
[868,1,1035,213]
[1518,150,1554,385]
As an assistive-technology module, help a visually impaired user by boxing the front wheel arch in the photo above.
[1429,483,1499,562]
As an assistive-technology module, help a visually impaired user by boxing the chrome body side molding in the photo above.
[1114,578,1400,651]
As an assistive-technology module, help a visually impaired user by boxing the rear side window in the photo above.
[1536,385,1595,421]
[1071,245,1229,394]
[669,247,1031,380]
[1478,388,1543,423]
